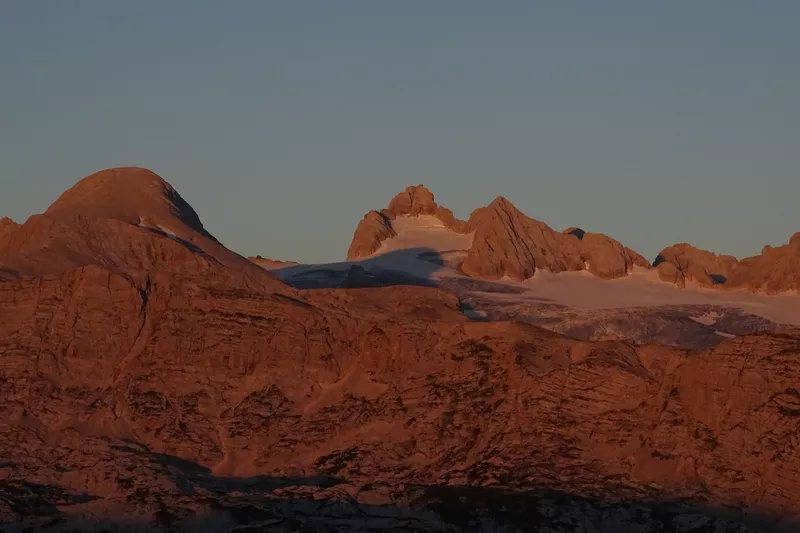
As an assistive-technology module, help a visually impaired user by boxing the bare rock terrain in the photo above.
[2,169,800,532]
[725,233,800,294]
[655,243,739,287]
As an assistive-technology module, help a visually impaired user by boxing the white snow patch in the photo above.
[377,215,474,255]
[276,215,474,281]
[509,269,800,325]
[156,225,181,243]
[691,311,720,326]
[277,215,800,327]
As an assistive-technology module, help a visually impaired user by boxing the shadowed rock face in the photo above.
[654,243,739,288]
[347,210,398,260]
[3,169,800,531]
[563,226,587,240]
[462,197,648,281]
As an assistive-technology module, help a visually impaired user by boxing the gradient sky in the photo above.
[1,2,798,263]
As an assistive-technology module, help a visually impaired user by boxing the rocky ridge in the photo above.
[348,185,800,294]
[348,186,650,281]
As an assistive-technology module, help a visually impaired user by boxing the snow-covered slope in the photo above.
[263,214,800,349]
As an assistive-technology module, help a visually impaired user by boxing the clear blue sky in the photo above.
[1,2,798,263]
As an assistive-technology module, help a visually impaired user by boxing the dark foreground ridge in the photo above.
[2,443,795,532]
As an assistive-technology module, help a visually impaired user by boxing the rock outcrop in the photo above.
[385,184,470,233]
[462,197,648,281]
[347,210,398,259]
[347,186,469,260]
[575,232,651,278]
[249,256,299,270]
[654,243,739,288]
[725,232,800,294]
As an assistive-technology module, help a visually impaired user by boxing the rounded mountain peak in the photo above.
[45,167,211,238]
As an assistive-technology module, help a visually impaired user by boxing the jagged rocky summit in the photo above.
[348,185,650,282]
[347,184,800,294]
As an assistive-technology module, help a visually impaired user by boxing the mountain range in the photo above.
[2,167,800,532]
[269,184,800,351]
[345,184,800,292]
